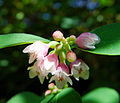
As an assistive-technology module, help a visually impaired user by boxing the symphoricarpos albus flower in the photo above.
[52,30,64,41]
[23,41,49,63]
[76,32,100,49]
[50,63,72,89]
[28,53,59,84]
[70,59,89,81]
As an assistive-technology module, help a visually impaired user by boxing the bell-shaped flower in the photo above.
[23,41,49,64]
[76,32,100,49]
[40,53,59,74]
[28,61,46,84]
[50,63,72,89]
[70,59,89,81]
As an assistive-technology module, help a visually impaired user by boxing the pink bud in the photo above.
[48,83,55,90]
[76,32,100,49]
[66,51,77,62]
[52,88,58,93]
[52,30,64,41]
[45,90,52,96]
[69,35,76,41]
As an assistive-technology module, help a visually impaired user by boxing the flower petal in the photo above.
[57,63,69,74]
[79,70,89,80]
[38,75,45,84]
[29,67,37,78]
[56,79,65,89]
[66,76,73,85]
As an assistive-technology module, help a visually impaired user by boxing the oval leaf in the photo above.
[77,23,120,55]
[82,87,119,103]
[41,94,55,103]
[0,33,50,49]
[50,88,82,103]
[7,92,43,103]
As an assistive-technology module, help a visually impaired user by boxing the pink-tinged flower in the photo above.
[40,53,59,74]
[52,30,64,41]
[76,32,100,49]
[29,53,59,84]
[70,59,89,81]
[28,61,46,84]
[66,51,77,62]
[23,41,49,64]
[50,63,72,89]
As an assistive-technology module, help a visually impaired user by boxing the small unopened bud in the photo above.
[66,35,76,45]
[76,32,100,49]
[48,41,59,48]
[45,90,52,96]
[48,83,55,90]
[52,88,58,94]
[66,51,77,62]
[69,35,76,41]
[52,30,64,41]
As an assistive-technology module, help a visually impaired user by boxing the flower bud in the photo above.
[52,88,58,94]
[69,35,76,41]
[52,30,64,41]
[48,41,59,48]
[48,83,55,90]
[76,32,100,49]
[66,51,77,62]
[66,35,76,45]
[45,90,52,96]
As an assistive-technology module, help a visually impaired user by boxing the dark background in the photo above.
[0,0,120,102]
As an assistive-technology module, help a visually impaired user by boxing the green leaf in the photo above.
[82,87,119,103]
[0,33,50,49]
[50,88,82,103]
[41,94,55,103]
[77,23,120,55]
[7,92,43,103]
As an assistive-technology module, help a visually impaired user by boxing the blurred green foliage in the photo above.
[0,0,120,102]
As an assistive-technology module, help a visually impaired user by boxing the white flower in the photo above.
[70,59,89,81]
[50,63,72,89]
[23,41,49,64]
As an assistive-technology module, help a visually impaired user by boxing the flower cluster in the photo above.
[23,30,100,88]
